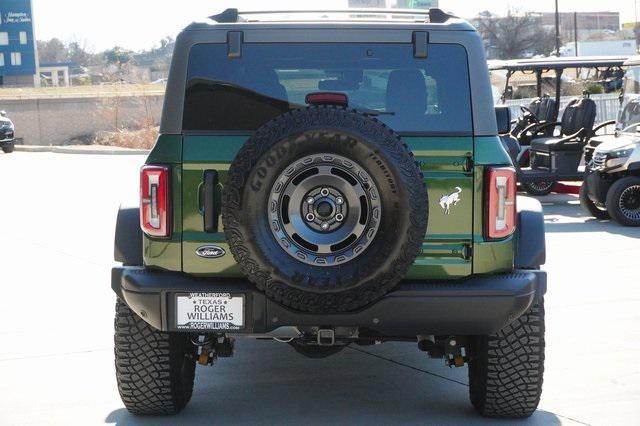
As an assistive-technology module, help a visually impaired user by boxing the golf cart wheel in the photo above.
[606,176,640,226]
[222,105,428,313]
[522,181,555,196]
[579,182,610,220]
[114,299,197,415]
[468,300,545,418]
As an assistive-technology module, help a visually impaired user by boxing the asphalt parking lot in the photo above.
[1,152,639,426]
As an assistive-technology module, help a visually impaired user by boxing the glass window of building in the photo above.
[11,52,22,66]
[0,33,9,46]
[20,31,28,45]
[0,54,4,67]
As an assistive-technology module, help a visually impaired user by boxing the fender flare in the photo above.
[114,205,143,266]
[515,196,546,269]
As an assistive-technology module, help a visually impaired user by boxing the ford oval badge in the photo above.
[196,245,226,259]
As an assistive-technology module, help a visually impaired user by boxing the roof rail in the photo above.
[209,8,453,24]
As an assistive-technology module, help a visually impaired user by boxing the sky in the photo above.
[32,0,640,52]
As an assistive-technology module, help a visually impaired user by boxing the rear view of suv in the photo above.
[112,8,547,418]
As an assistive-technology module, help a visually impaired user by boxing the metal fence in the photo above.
[504,93,620,123]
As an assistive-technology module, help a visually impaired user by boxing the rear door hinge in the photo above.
[463,244,473,260]
[463,156,474,173]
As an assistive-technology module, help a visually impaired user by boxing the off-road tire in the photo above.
[114,299,197,415]
[468,300,545,418]
[606,176,640,227]
[522,181,555,196]
[222,106,428,313]
[579,182,610,220]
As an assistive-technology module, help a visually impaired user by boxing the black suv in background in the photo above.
[0,111,15,154]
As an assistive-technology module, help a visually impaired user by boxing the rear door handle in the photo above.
[203,170,219,233]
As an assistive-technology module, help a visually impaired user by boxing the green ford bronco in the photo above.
[112,8,547,418]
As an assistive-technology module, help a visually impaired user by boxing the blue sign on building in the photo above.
[0,0,37,85]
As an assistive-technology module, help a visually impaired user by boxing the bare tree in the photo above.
[474,12,557,59]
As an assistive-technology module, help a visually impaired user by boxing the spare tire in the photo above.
[222,106,428,313]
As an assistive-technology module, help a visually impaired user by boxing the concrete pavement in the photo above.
[0,152,638,425]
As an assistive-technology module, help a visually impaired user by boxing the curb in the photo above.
[14,145,150,156]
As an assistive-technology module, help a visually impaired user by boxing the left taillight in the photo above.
[485,167,516,240]
[140,165,171,238]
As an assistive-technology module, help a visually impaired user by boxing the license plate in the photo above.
[176,293,245,331]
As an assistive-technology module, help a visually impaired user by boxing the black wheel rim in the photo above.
[268,153,381,266]
[619,185,640,221]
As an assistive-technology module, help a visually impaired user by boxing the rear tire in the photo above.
[606,176,640,226]
[579,182,610,220]
[468,300,545,418]
[114,299,197,415]
[522,181,555,196]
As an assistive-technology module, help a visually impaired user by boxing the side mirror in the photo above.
[495,106,512,135]
[0,111,6,117]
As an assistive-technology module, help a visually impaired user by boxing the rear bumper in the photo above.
[112,267,547,337]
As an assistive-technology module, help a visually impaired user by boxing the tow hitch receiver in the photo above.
[317,329,336,346]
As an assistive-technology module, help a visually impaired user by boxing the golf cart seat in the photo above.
[513,96,558,143]
[528,96,596,173]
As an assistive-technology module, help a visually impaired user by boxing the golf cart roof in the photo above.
[489,56,630,72]
[623,56,640,66]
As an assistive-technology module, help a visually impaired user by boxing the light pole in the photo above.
[555,0,561,56]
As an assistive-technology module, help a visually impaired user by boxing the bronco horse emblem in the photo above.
[439,187,462,215]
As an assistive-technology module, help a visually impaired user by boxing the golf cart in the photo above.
[581,56,640,226]
[490,57,628,195]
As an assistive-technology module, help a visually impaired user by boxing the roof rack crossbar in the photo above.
[210,8,452,24]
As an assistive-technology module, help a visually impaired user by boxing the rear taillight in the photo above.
[140,165,171,238]
[485,167,516,240]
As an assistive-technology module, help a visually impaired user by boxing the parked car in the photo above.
[112,8,548,418]
[0,111,15,154]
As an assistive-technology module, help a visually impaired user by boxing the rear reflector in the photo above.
[305,92,349,107]
[140,165,171,238]
[485,167,516,240]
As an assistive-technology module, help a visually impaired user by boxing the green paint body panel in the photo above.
[142,133,515,279]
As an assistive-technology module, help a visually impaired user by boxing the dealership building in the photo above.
[0,0,38,87]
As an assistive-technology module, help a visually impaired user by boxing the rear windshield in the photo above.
[183,43,472,134]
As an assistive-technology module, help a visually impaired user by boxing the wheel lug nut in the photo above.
[321,223,330,230]
[335,214,344,222]
[321,188,330,197]
[336,197,344,205]
[307,197,315,205]
[306,213,315,222]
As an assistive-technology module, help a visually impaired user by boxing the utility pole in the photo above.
[555,0,561,56]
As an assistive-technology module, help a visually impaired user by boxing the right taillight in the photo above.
[140,165,171,238]
[485,167,516,240]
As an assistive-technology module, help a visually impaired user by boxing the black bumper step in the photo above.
[112,267,547,337]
